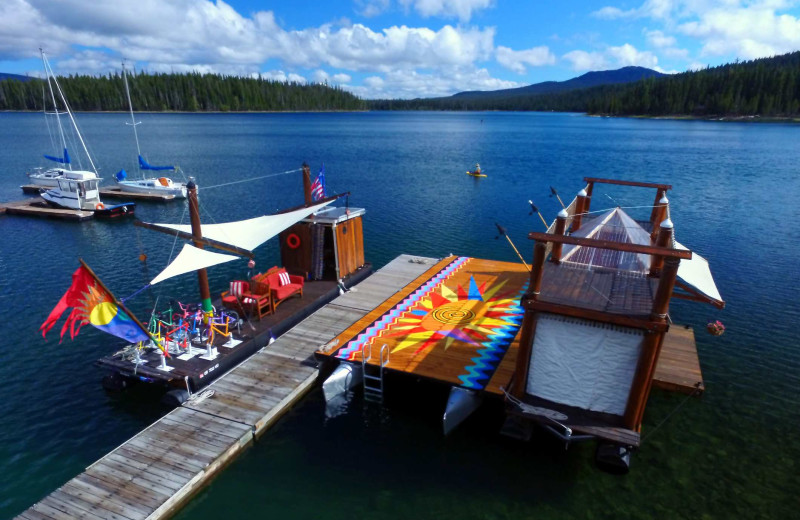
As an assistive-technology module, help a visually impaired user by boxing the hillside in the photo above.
[452,66,664,99]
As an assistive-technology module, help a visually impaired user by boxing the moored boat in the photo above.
[114,62,187,199]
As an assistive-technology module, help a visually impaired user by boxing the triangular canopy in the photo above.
[150,244,239,285]
[674,241,724,308]
[561,207,653,272]
[150,199,334,252]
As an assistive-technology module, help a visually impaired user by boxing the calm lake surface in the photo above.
[0,111,798,519]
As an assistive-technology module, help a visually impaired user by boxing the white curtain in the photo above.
[526,313,643,416]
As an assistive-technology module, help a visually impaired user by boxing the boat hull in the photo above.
[95,202,136,219]
[117,178,187,198]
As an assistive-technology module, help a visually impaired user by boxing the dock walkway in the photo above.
[17,255,437,520]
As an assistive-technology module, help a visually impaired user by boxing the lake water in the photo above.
[0,111,798,519]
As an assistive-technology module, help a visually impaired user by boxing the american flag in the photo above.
[310,165,325,201]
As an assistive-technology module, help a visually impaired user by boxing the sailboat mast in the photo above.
[42,51,98,174]
[40,48,70,171]
[122,62,142,167]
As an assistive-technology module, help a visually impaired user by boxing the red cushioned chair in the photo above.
[266,268,304,311]
[221,280,251,315]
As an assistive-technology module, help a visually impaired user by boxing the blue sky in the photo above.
[1,0,799,99]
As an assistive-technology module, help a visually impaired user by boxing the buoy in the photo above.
[95,203,105,210]
[139,253,147,262]
[707,320,725,336]
[286,233,301,249]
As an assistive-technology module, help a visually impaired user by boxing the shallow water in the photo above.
[0,111,798,519]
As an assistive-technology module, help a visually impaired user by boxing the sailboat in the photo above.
[26,54,72,188]
[114,62,187,199]
[37,50,136,217]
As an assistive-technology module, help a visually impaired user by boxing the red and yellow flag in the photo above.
[41,264,151,346]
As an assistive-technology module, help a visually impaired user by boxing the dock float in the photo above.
[16,254,437,520]
[0,199,94,221]
[99,187,176,202]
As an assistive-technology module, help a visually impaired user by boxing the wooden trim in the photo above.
[674,280,726,309]
[521,299,669,332]
[528,232,692,259]
[583,177,672,190]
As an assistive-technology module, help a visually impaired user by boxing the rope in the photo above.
[121,284,151,303]
[641,382,702,443]
[200,168,301,190]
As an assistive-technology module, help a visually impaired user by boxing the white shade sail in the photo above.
[150,244,239,285]
[674,241,724,306]
[150,199,335,252]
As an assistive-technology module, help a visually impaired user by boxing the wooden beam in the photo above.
[521,299,669,332]
[527,232,692,259]
[582,177,672,190]
[134,220,255,258]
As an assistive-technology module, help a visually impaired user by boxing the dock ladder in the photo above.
[361,343,389,403]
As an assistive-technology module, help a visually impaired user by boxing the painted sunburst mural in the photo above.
[335,257,528,390]
[385,276,521,355]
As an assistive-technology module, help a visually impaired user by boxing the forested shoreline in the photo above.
[0,71,366,112]
[1,51,799,118]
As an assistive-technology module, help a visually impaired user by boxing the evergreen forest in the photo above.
[1,51,799,118]
[0,71,366,112]
[369,51,800,118]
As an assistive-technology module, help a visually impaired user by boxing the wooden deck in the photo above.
[320,255,703,397]
[99,187,176,202]
[16,255,435,520]
[653,325,704,395]
[0,199,94,221]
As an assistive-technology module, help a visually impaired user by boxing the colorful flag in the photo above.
[310,164,325,201]
[41,264,151,346]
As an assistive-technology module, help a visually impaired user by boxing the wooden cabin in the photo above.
[279,164,366,281]
[506,178,724,472]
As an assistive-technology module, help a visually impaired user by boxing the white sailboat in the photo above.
[114,62,187,199]
[38,50,135,217]
[26,52,72,188]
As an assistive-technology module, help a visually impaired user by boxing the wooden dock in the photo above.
[99,187,176,202]
[16,254,437,520]
[0,198,94,221]
[653,325,705,394]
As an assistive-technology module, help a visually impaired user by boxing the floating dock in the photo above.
[21,184,177,202]
[0,199,94,221]
[16,255,435,520]
[16,254,705,519]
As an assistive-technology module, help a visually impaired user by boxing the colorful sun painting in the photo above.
[335,257,528,390]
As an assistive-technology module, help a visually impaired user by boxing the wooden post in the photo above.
[648,218,673,277]
[623,256,680,429]
[650,188,666,223]
[584,182,594,213]
[650,194,669,240]
[550,209,568,263]
[511,241,547,397]
[571,189,588,232]
[187,178,213,316]
[302,162,312,207]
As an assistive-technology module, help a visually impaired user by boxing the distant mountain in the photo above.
[0,72,33,82]
[452,66,665,100]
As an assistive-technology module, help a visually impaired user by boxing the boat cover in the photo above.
[150,244,239,285]
[149,199,335,252]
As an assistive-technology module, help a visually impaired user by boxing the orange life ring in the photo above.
[96,203,105,210]
[286,233,301,249]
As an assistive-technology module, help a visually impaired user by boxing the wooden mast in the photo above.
[186,178,213,317]
[302,162,312,207]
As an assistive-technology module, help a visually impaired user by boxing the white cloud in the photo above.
[495,45,556,73]
[679,6,800,59]
[563,43,661,71]
[645,29,676,48]
[261,70,307,83]
[313,69,352,84]
[563,50,607,71]
[352,66,520,99]
[355,0,391,17]
[608,43,659,67]
[398,0,495,22]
